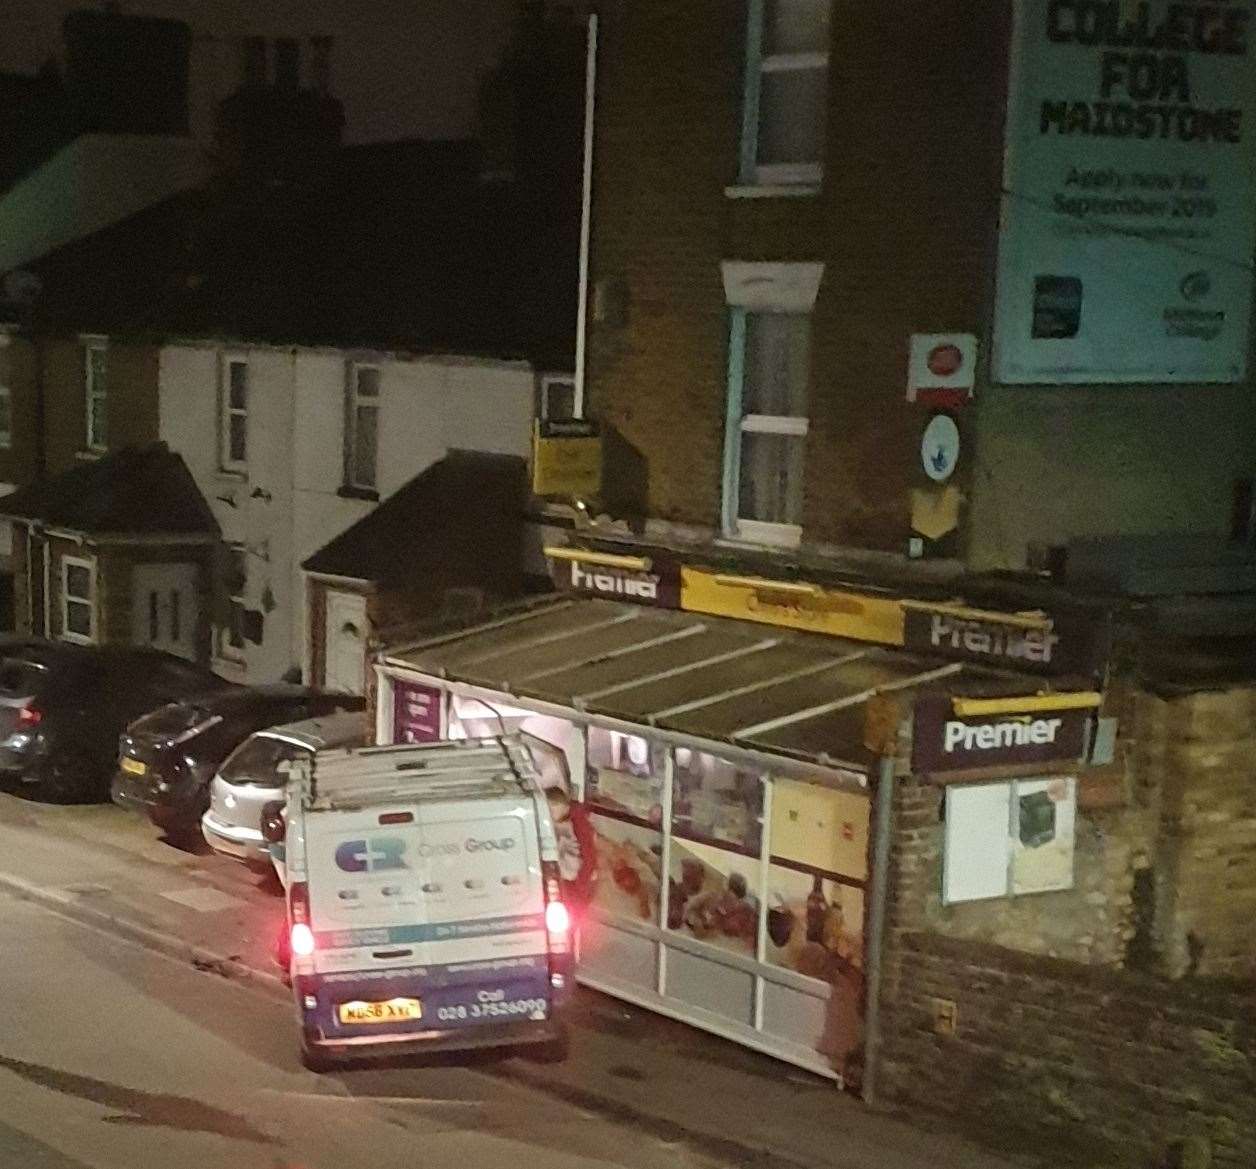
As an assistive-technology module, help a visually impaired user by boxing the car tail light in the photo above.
[290,880,310,924]
[19,706,41,727]
[542,861,570,954]
[290,922,315,958]
[289,881,315,957]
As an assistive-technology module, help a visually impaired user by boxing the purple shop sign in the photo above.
[393,681,444,744]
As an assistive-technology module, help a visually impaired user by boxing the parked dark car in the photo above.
[0,639,234,802]
[112,685,365,840]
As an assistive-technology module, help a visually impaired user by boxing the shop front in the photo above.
[373,596,1021,1083]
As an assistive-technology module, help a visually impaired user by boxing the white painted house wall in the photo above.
[159,344,534,684]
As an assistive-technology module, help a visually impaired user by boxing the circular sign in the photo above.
[926,343,964,377]
[921,413,960,482]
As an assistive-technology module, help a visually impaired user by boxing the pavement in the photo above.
[0,790,1035,1169]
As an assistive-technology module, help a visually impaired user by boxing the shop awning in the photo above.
[382,597,1047,773]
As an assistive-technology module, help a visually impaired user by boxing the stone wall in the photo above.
[1134,686,1256,981]
[880,931,1256,1168]
[888,773,1153,968]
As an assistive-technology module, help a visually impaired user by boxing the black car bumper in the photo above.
[0,730,45,779]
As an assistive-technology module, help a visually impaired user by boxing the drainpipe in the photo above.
[41,530,51,638]
[572,11,598,420]
[861,751,898,1107]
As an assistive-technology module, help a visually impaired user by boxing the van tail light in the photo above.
[19,705,41,727]
[542,861,570,955]
[290,922,315,958]
[289,881,315,958]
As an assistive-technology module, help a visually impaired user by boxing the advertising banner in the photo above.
[993,0,1256,383]
[392,681,443,744]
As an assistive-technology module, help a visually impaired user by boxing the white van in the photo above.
[265,735,572,1070]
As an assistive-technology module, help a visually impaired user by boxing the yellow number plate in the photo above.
[337,997,422,1025]
[120,757,147,776]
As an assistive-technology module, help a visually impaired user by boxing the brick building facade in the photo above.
[542,2,1256,1160]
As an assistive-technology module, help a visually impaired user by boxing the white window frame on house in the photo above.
[84,338,108,453]
[217,543,247,662]
[737,0,832,191]
[720,261,823,549]
[60,554,97,645]
[0,383,11,449]
[539,372,577,421]
[219,356,249,473]
[345,363,381,493]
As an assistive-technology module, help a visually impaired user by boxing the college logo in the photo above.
[334,837,408,873]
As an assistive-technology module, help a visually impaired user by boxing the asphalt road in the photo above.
[0,890,727,1169]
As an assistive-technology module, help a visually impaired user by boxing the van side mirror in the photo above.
[260,801,286,844]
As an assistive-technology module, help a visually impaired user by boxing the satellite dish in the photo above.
[1,269,43,306]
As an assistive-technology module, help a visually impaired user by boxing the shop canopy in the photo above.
[381,597,1051,774]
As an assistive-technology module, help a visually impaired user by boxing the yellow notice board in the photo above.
[771,778,870,882]
[681,567,906,646]
[532,421,601,498]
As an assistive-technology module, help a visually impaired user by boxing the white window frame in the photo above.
[738,0,831,189]
[345,363,381,492]
[539,372,577,421]
[720,261,823,549]
[0,383,11,449]
[219,356,249,473]
[217,543,247,662]
[60,554,97,645]
[84,338,108,453]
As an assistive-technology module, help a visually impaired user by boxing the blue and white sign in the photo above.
[921,413,961,482]
[994,0,1256,384]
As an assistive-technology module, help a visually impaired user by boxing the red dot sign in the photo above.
[927,344,964,377]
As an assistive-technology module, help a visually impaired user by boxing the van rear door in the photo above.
[303,795,552,1035]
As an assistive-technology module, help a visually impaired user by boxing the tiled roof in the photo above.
[0,442,218,535]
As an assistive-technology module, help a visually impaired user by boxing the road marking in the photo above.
[158,887,244,912]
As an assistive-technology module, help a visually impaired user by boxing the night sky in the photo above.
[1,0,518,143]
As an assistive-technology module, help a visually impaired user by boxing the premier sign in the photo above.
[943,715,1064,755]
[903,606,1109,677]
[556,555,680,608]
[913,695,1090,773]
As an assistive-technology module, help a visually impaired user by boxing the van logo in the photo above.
[465,837,515,853]
[334,837,408,873]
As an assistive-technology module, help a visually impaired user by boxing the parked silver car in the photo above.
[201,710,365,869]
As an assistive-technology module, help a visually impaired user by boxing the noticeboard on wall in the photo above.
[993,0,1256,384]
[532,420,601,498]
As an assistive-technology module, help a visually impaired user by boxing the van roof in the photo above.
[256,709,366,752]
[305,735,541,810]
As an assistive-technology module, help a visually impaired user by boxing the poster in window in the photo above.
[764,780,869,983]
[585,728,664,925]
[1011,776,1076,895]
[666,750,763,957]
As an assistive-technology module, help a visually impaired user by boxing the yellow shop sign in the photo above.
[680,568,906,646]
[532,420,601,498]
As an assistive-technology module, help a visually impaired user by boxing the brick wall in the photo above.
[0,337,41,487]
[880,931,1256,1168]
[43,337,160,475]
[586,0,1011,549]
